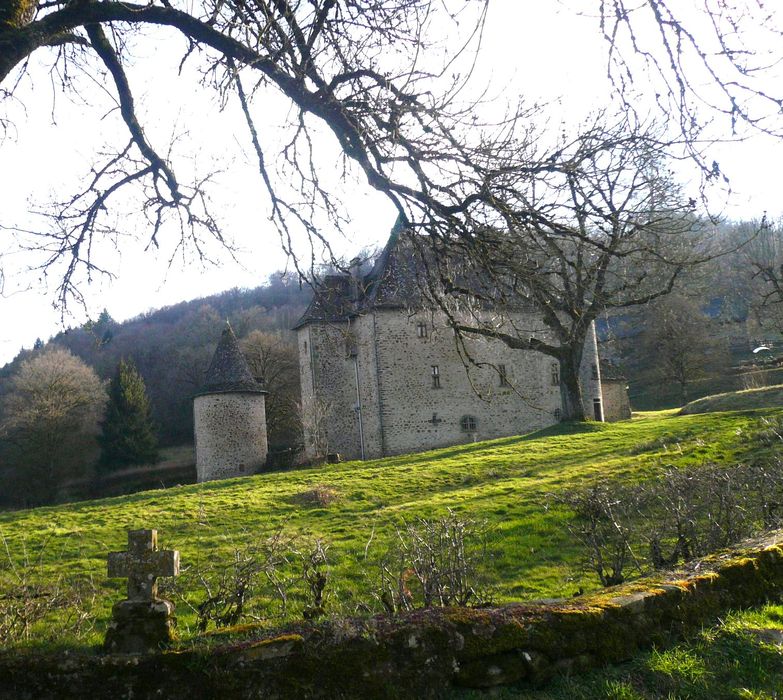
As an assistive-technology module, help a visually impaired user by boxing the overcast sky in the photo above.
[2,1,782,365]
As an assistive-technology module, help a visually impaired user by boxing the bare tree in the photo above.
[638,294,728,402]
[738,218,783,333]
[411,117,701,419]
[240,330,301,450]
[3,1,782,311]
[0,347,106,505]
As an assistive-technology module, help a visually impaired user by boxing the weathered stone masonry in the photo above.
[296,229,605,461]
[194,325,268,482]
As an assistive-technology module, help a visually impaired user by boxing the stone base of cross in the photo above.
[103,529,180,655]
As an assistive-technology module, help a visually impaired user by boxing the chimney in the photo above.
[349,256,362,302]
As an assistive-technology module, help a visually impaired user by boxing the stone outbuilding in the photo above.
[599,361,632,422]
[193,325,268,482]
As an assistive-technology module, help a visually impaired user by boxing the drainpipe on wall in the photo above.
[353,354,365,460]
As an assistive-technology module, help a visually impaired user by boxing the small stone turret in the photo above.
[194,324,268,482]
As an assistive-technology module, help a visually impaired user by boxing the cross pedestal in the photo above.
[103,529,180,655]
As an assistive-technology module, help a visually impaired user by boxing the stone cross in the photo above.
[428,413,443,425]
[107,529,179,601]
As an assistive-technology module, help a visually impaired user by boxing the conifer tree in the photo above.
[99,359,159,470]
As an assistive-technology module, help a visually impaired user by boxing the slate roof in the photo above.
[197,324,266,395]
[599,359,628,382]
[293,217,424,329]
[292,217,539,329]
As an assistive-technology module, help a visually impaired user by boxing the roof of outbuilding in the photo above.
[197,324,266,395]
[599,359,628,382]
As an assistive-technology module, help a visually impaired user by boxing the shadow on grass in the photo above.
[454,625,783,699]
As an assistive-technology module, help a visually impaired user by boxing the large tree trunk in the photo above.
[559,348,586,421]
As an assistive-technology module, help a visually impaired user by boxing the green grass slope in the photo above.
[681,384,783,415]
[0,409,779,649]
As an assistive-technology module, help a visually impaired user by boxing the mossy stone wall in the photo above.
[1,536,781,699]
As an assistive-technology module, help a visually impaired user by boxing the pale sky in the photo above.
[1,1,782,365]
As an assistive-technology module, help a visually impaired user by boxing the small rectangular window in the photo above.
[460,415,477,432]
[416,322,428,338]
[498,364,509,387]
[345,333,358,358]
[551,363,560,386]
[431,365,440,389]
[593,398,603,422]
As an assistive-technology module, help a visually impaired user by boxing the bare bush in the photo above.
[559,455,783,587]
[370,510,495,614]
[301,539,330,620]
[172,527,300,633]
[0,535,97,645]
[554,485,643,587]
[295,485,340,508]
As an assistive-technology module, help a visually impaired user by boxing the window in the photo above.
[553,408,562,421]
[551,363,560,386]
[344,332,357,358]
[498,364,509,387]
[431,365,441,388]
[460,415,477,432]
[591,363,599,380]
[416,322,428,338]
[593,398,604,422]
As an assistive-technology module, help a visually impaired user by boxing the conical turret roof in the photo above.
[197,324,266,395]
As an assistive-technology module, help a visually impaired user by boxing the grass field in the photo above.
[1,408,781,651]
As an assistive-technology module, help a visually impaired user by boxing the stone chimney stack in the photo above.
[349,256,362,303]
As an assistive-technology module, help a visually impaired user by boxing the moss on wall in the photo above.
[1,535,782,698]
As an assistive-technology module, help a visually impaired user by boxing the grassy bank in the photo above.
[1,408,779,650]
[456,603,783,699]
[681,384,783,415]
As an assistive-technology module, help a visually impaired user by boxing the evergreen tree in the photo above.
[99,359,159,470]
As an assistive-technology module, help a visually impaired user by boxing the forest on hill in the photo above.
[0,273,310,507]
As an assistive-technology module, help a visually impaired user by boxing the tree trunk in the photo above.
[559,350,586,421]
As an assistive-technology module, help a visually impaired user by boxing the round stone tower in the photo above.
[194,324,268,482]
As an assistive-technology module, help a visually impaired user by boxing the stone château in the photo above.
[295,225,610,461]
